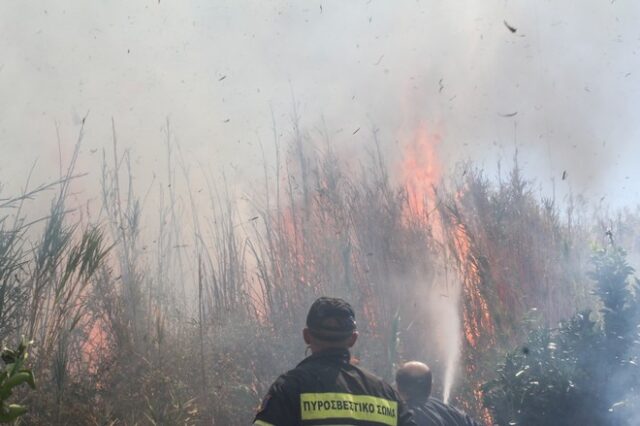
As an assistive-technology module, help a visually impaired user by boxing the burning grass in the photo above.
[0,120,636,424]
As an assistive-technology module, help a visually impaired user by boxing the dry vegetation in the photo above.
[1,122,637,425]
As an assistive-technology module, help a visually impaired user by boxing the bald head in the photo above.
[395,361,432,400]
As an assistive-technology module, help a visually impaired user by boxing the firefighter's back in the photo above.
[255,348,411,425]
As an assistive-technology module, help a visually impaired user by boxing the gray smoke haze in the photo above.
[1,0,639,207]
[1,3,639,419]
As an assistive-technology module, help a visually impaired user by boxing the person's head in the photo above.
[395,361,433,401]
[303,297,358,354]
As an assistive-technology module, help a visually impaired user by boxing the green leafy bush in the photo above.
[483,246,640,425]
[0,339,35,423]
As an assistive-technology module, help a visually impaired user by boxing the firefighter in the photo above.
[254,297,416,426]
[395,362,481,426]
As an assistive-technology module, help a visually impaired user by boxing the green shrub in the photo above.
[0,339,35,423]
[483,246,640,425]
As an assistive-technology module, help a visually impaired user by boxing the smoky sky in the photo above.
[1,0,639,209]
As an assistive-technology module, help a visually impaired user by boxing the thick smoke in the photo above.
[1,1,639,207]
[1,0,639,418]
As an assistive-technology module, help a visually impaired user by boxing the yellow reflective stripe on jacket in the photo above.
[300,392,398,426]
[253,420,275,426]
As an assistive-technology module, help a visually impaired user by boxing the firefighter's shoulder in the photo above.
[348,363,402,399]
[262,367,305,404]
[253,367,306,425]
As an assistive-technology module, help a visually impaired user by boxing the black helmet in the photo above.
[306,297,357,341]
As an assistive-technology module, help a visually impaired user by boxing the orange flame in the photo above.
[400,121,495,423]
[452,220,495,349]
[81,317,109,375]
[401,123,442,220]
[400,123,496,346]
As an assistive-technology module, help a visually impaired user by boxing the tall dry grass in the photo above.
[0,120,636,424]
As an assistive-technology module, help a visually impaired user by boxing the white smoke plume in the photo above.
[0,0,638,208]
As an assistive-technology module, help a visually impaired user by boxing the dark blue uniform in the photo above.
[406,397,481,426]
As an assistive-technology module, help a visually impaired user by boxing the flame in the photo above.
[401,123,442,220]
[81,317,109,375]
[452,221,495,349]
[400,122,495,423]
[399,124,497,347]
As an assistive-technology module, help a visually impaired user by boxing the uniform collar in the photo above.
[298,348,351,366]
